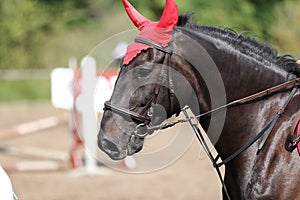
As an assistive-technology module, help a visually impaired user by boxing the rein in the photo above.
[136,77,300,132]
[194,77,300,118]
[154,80,297,200]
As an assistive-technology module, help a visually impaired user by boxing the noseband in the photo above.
[104,36,176,134]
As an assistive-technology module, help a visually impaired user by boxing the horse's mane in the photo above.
[177,14,300,77]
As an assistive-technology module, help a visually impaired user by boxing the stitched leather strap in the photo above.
[134,37,173,54]
[104,101,151,124]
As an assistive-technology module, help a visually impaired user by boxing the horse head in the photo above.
[97,0,209,160]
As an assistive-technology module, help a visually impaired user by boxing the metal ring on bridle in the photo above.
[147,107,154,117]
[134,124,149,138]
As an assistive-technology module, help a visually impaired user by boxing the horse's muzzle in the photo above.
[98,134,127,160]
[98,130,144,160]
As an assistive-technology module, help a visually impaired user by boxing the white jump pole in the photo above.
[76,56,99,174]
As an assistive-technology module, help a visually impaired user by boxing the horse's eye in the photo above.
[136,68,152,78]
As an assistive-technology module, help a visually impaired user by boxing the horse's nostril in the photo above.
[102,139,120,154]
[102,140,108,150]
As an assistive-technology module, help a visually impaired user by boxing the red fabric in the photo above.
[122,0,152,30]
[157,0,179,32]
[122,0,178,65]
[124,42,150,65]
[297,120,300,155]
[123,27,173,65]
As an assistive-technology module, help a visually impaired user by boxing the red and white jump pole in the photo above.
[0,115,68,140]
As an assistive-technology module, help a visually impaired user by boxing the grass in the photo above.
[0,80,50,102]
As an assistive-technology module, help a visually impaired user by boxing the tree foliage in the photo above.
[0,0,113,69]
[0,0,299,69]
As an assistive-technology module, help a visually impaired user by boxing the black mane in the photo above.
[177,14,300,77]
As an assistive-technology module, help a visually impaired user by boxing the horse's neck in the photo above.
[209,46,298,195]
[176,28,291,108]
[177,27,300,199]
[210,47,290,144]
[214,49,290,100]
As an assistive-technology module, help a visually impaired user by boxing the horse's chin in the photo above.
[105,145,143,160]
[107,152,127,161]
[101,139,144,161]
[100,144,128,160]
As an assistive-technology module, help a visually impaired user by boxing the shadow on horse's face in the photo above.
[98,49,172,160]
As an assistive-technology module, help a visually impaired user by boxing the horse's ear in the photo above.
[157,0,179,31]
[122,0,152,30]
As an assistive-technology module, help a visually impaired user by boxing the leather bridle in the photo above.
[104,35,300,138]
[104,36,176,131]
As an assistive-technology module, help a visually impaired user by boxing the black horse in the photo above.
[98,0,300,199]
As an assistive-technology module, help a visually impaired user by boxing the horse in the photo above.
[98,0,300,199]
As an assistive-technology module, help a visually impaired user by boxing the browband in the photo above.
[134,36,173,54]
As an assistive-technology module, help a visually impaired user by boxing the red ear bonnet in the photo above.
[157,0,179,31]
[122,0,178,65]
[122,0,153,30]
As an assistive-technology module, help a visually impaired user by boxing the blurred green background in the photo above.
[0,0,299,101]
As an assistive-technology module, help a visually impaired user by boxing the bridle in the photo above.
[104,36,177,132]
[104,34,300,138]
[103,33,300,200]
